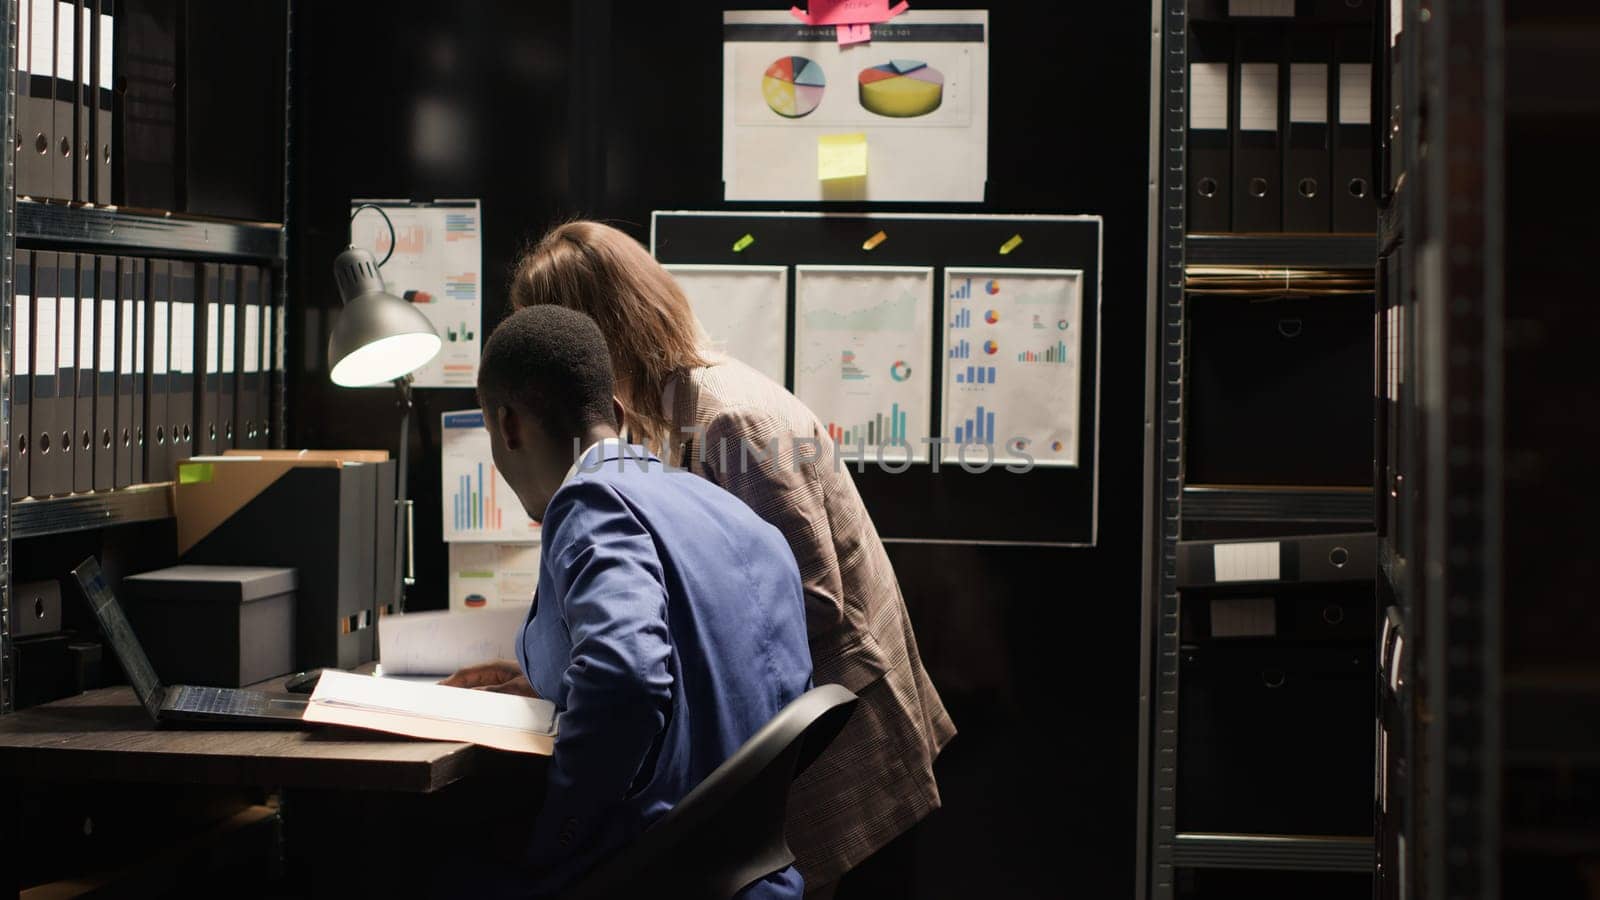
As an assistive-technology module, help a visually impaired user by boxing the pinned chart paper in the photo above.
[789,0,908,26]
[449,542,541,612]
[942,268,1084,468]
[663,264,789,386]
[794,266,933,462]
[723,10,989,202]
[441,409,542,543]
[818,133,868,180]
[349,199,482,389]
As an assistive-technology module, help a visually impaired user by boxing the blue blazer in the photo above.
[517,442,813,897]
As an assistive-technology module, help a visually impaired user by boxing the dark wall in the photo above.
[289,3,1151,896]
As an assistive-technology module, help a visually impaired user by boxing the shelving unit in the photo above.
[11,483,175,539]
[15,201,283,260]
[1172,834,1374,873]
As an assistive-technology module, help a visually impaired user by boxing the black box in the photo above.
[10,578,64,638]
[122,565,296,687]
[14,635,76,708]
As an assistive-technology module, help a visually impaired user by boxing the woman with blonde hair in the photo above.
[510,220,954,896]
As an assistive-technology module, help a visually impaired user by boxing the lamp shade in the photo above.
[327,247,442,387]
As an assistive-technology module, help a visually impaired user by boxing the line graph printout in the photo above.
[663,264,789,387]
[794,266,933,462]
[941,267,1083,467]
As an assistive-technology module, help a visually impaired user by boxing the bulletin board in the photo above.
[652,211,1103,546]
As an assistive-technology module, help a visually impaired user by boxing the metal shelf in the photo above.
[1185,234,1377,270]
[1182,486,1375,525]
[12,483,175,539]
[15,200,284,261]
[1173,833,1374,872]
[1177,532,1376,589]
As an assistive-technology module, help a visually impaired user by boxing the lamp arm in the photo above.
[350,203,398,269]
[395,374,415,611]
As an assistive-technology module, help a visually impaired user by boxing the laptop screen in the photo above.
[72,558,165,720]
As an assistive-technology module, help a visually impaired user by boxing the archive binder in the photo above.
[1332,26,1375,232]
[32,253,61,495]
[114,257,135,487]
[146,259,170,482]
[92,0,113,204]
[49,251,75,495]
[237,267,261,449]
[1284,30,1332,232]
[171,260,196,467]
[73,253,94,492]
[13,252,34,500]
[219,264,238,451]
[94,255,116,490]
[52,0,75,200]
[74,0,91,201]
[20,0,55,198]
[197,264,221,456]
[128,257,146,484]
[1232,26,1283,233]
[1188,23,1233,233]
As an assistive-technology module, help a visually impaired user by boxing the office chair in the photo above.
[562,683,859,899]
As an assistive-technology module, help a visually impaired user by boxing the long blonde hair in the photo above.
[508,220,707,451]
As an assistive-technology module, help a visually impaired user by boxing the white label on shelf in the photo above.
[152,302,169,374]
[1209,596,1276,638]
[59,294,74,369]
[30,0,54,78]
[243,304,261,373]
[120,299,135,374]
[15,296,31,376]
[99,13,114,91]
[1340,63,1372,125]
[56,2,73,81]
[80,297,95,371]
[1289,63,1328,124]
[1213,541,1281,583]
[35,296,55,374]
[223,305,236,374]
[206,303,220,374]
[1239,63,1279,132]
[1228,0,1293,16]
[1189,62,1229,131]
[100,300,116,373]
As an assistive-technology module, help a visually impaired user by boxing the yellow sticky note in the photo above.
[818,133,868,181]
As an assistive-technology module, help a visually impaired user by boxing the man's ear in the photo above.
[496,404,524,451]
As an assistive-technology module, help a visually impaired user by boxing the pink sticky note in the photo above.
[790,0,909,27]
[837,23,871,45]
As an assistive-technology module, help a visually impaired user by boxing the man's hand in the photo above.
[481,674,538,697]
[441,659,525,690]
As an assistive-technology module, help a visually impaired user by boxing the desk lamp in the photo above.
[329,203,442,615]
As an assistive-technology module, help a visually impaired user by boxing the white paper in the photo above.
[222,306,236,374]
[722,10,988,202]
[1189,62,1230,131]
[450,542,542,612]
[1228,0,1293,15]
[441,409,542,542]
[243,304,261,373]
[349,199,482,388]
[1340,63,1372,125]
[98,299,115,373]
[1239,63,1279,132]
[376,606,532,677]
[29,0,52,78]
[1289,64,1328,124]
[1213,541,1281,582]
[58,294,74,369]
[35,297,55,374]
[941,268,1083,468]
[663,264,788,387]
[205,303,220,374]
[793,266,933,462]
[120,300,134,374]
[1210,597,1276,638]
[152,303,169,374]
[15,297,30,377]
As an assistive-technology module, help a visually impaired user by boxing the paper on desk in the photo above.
[305,670,556,755]
[377,606,529,676]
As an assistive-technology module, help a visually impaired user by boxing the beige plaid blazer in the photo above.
[666,354,956,886]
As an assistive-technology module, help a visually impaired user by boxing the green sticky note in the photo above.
[178,462,215,485]
[818,133,868,181]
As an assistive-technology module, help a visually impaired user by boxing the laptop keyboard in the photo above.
[166,685,272,717]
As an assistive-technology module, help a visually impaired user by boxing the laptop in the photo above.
[72,558,308,725]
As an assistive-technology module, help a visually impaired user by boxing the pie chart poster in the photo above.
[723,10,989,202]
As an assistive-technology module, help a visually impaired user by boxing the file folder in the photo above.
[1188,22,1233,233]
[94,255,117,489]
[237,266,261,449]
[73,253,95,492]
[1283,30,1332,233]
[52,0,76,200]
[171,260,196,465]
[114,257,135,487]
[196,264,221,455]
[12,252,34,500]
[145,258,170,482]
[92,0,113,204]
[1232,26,1283,233]
[1332,26,1375,233]
[219,264,238,451]
[20,0,54,198]
[127,257,146,484]
[74,0,91,201]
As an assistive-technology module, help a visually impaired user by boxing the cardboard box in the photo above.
[123,565,297,688]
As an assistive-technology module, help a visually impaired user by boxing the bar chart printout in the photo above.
[441,409,542,542]
[794,266,934,461]
[942,268,1085,467]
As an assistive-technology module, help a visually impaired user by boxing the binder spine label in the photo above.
[16,298,31,376]
[152,302,168,374]
[1190,62,1230,131]
[1290,64,1328,123]
[1339,63,1371,124]
[98,12,114,93]
[222,306,236,373]
[120,299,135,373]
[99,299,116,373]
[1239,63,1279,132]
[58,294,74,368]
[244,305,260,373]
[55,2,72,82]
[30,0,53,78]
[206,302,220,375]
[36,297,55,375]
[79,297,94,373]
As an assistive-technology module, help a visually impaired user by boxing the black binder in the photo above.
[12,251,34,500]
[94,255,117,489]
[145,258,170,482]
[196,263,221,456]
[114,256,135,487]
[42,251,72,495]
[73,0,91,201]
[236,266,260,448]
[218,264,238,451]
[1188,22,1233,233]
[57,253,82,494]
[20,0,54,199]
[1232,26,1283,233]
[261,268,277,447]
[1332,26,1375,233]
[91,0,113,204]
[1283,30,1333,233]
[73,253,95,492]
[127,256,146,484]
[115,0,177,208]
[51,0,75,200]
[170,260,196,466]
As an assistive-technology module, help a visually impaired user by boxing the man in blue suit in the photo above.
[445,306,813,898]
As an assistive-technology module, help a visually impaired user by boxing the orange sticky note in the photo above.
[818,133,868,180]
